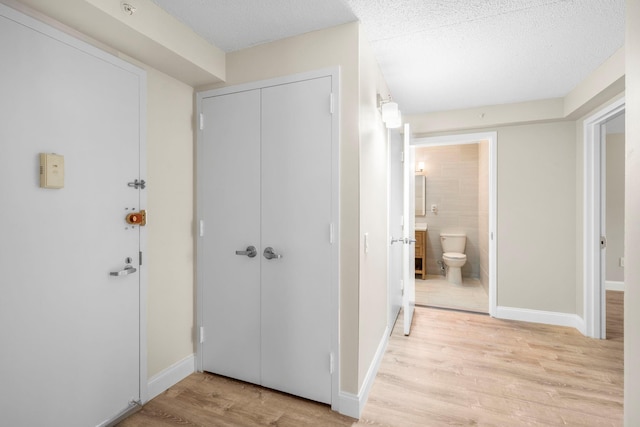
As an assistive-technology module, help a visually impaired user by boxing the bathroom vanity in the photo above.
[415,229,427,279]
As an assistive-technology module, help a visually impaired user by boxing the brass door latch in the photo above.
[126,210,146,226]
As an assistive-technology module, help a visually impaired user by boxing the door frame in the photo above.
[195,67,341,408]
[403,124,416,334]
[583,97,625,339]
[412,132,498,316]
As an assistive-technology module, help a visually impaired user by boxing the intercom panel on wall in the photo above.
[39,153,64,189]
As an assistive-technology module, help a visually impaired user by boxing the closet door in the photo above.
[200,90,262,384]
[260,76,333,404]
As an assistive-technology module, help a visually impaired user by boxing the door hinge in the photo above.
[139,251,143,266]
[199,220,205,237]
[199,113,204,130]
[329,93,334,115]
[329,223,334,244]
[401,151,405,163]
[329,353,334,374]
[199,326,205,344]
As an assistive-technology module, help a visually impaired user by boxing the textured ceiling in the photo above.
[151,0,624,114]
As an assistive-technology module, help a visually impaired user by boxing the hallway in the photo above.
[119,292,623,426]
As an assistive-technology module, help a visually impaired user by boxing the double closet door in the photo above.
[198,75,335,404]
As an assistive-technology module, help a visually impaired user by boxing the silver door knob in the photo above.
[404,238,416,244]
[390,237,403,244]
[110,265,137,276]
[235,246,257,258]
[263,247,283,260]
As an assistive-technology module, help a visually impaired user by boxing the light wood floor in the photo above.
[119,291,623,426]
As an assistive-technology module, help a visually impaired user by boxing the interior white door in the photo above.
[260,76,333,404]
[403,123,416,336]
[599,126,608,338]
[200,90,262,383]
[0,5,143,426]
[388,128,404,332]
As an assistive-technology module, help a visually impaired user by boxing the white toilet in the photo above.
[440,232,467,285]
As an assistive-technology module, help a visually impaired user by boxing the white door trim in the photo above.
[582,97,625,339]
[195,66,340,409]
[412,132,498,316]
[137,71,149,406]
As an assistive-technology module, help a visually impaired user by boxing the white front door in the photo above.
[199,74,335,405]
[0,5,144,426]
[403,124,416,335]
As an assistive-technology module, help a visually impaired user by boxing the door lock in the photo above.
[263,247,283,260]
[126,210,147,226]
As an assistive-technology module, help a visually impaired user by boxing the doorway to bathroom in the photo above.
[411,132,497,315]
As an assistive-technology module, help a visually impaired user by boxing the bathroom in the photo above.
[414,140,490,313]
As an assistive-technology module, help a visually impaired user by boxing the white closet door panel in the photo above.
[260,77,333,404]
[201,91,262,383]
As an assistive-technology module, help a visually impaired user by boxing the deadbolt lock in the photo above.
[126,210,146,226]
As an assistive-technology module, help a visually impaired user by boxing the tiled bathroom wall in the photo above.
[415,143,481,279]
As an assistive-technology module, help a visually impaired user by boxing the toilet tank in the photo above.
[440,233,466,253]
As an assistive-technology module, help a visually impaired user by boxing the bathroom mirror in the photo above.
[415,175,426,216]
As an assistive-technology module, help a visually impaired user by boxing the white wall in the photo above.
[497,122,577,312]
[145,67,195,377]
[625,0,640,423]
[357,25,391,387]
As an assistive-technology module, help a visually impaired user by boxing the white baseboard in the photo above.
[496,306,584,331]
[338,326,390,419]
[606,281,625,291]
[146,353,195,402]
[337,391,360,419]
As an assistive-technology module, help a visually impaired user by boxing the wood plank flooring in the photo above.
[118,291,623,426]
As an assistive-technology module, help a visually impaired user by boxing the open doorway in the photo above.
[583,98,625,339]
[411,133,497,315]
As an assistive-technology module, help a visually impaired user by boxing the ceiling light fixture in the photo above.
[385,110,402,129]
